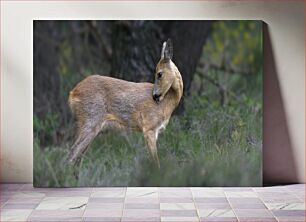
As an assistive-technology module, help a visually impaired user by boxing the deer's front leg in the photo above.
[144,130,160,168]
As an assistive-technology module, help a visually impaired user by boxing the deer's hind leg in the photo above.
[67,119,106,166]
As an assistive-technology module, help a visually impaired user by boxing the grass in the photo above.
[34,72,262,187]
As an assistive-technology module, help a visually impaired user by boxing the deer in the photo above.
[66,39,183,168]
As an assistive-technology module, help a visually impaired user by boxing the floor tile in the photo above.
[161,210,198,217]
[160,189,192,198]
[44,191,91,197]
[256,191,292,197]
[291,191,305,201]
[253,186,289,193]
[1,202,7,208]
[228,198,262,204]
[234,209,274,218]
[123,217,161,221]
[126,187,158,198]
[1,184,24,191]
[125,197,159,203]
[86,202,123,209]
[257,192,299,203]
[89,197,124,203]
[198,209,235,217]
[159,188,190,192]
[271,209,305,217]
[223,188,253,192]
[1,183,306,222]
[122,209,160,217]
[261,197,302,204]
[92,187,126,192]
[10,191,45,199]
[0,209,32,221]
[200,217,238,222]
[83,208,123,217]
[276,218,306,222]
[161,217,199,222]
[2,203,39,209]
[125,203,159,209]
[225,191,258,198]
[160,197,194,203]
[286,184,306,191]
[33,187,93,192]
[29,209,84,218]
[36,196,88,210]
[194,197,228,203]
[230,202,266,209]
[237,218,277,222]
[27,217,83,221]
[20,184,36,191]
[265,202,305,210]
[83,217,121,222]
[1,192,12,198]
[91,189,125,198]
[192,188,225,197]
[160,203,196,210]
[1,196,11,206]
[5,192,44,207]
[196,202,231,209]
[7,197,44,204]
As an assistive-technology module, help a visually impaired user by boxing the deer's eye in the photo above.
[157,72,163,79]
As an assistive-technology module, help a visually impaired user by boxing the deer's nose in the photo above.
[153,94,158,99]
[153,93,161,102]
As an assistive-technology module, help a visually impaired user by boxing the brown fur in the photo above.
[67,41,183,168]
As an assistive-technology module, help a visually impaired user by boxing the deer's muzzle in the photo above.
[153,93,161,103]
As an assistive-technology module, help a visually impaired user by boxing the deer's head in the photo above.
[153,39,178,103]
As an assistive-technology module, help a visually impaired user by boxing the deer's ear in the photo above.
[161,39,173,60]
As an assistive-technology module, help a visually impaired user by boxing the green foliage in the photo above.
[204,21,262,74]
[34,113,60,145]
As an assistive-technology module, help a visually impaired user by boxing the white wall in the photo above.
[1,1,305,183]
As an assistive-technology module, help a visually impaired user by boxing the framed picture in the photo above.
[33,20,262,187]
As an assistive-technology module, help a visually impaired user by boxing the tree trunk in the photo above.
[111,21,212,113]
[34,21,60,118]
[34,21,68,145]
[111,21,163,82]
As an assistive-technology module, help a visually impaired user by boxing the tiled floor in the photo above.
[0,184,304,222]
